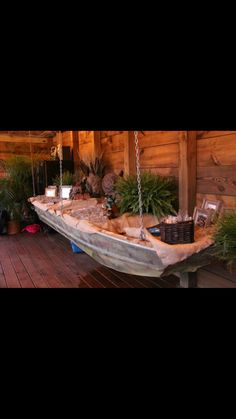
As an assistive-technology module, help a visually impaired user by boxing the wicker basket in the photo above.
[160,220,194,245]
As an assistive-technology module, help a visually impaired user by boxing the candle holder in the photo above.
[45,186,57,198]
[60,185,73,200]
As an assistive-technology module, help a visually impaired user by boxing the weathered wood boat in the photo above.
[33,201,215,284]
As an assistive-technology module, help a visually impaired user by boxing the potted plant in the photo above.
[0,156,34,234]
[0,187,21,234]
[78,155,106,197]
[212,211,236,266]
[115,171,178,218]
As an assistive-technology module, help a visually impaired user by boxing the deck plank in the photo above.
[34,234,90,288]
[0,262,7,288]
[0,232,179,288]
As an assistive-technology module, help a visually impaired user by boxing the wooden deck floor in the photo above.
[0,232,179,288]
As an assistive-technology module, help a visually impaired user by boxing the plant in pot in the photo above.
[0,156,34,233]
[53,170,74,188]
[211,212,236,267]
[78,154,106,197]
[115,171,178,218]
[0,187,21,234]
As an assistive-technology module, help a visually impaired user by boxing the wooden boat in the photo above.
[33,202,214,280]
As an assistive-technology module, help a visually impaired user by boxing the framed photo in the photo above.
[193,207,212,228]
[202,199,222,222]
[202,199,222,212]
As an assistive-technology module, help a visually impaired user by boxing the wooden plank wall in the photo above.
[78,131,94,160]
[196,131,236,288]
[196,131,236,208]
[139,131,180,177]
[62,131,182,177]
[100,131,125,173]
[99,131,182,176]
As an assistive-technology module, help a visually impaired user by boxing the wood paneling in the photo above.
[140,143,179,169]
[196,131,236,205]
[179,131,197,215]
[124,132,136,175]
[78,131,94,160]
[197,133,236,167]
[100,131,125,173]
[0,134,48,144]
[0,137,55,167]
[62,131,73,148]
[197,131,236,139]
[196,193,236,208]
[196,130,236,287]
[197,166,236,196]
[92,131,102,159]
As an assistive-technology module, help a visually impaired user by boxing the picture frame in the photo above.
[202,199,222,212]
[193,207,213,228]
[202,199,222,222]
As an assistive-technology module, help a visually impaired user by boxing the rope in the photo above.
[134,131,145,241]
[29,131,36,197]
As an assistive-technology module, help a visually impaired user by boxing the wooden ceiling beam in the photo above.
[0,134,49,144]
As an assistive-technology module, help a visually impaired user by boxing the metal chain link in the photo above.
[134,131,146,241]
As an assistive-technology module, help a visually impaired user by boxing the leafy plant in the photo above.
[0,186,19,220]
[115,171,178,218]
[0,156,33,202]
[0,157,34,222]
[53,171,74,186]
[212,213,236,266]
[79,154,106,178]
[78,154,107,197]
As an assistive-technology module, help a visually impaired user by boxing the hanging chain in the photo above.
[134,131,145,241]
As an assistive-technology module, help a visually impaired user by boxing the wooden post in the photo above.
[92,131,101,159]
[72,131,80,168]
[179,131,197,216]
[124,131,137,175]
[179,272,197,288]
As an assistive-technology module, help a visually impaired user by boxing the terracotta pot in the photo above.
[7,220,21,235]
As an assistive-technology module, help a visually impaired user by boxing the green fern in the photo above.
[0,156,34,221]
[0,157,33,201]
[53,171,74,186]
[212,213,236,266]
[115,172,178,218]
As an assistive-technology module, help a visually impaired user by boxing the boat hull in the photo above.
[35,208,166,277]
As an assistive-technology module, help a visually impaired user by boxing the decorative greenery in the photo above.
[0,157,33,222]
[78,154,107,197]
[212,213,236,266]
[79,154,106,178]
[0,187,21,221]
[53,171,74,186]
[115,171,178,218]
[0,157,33,202]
